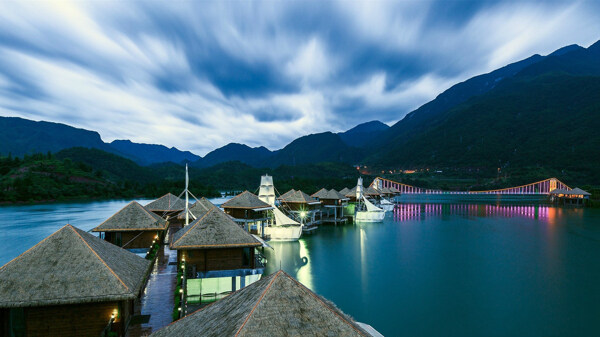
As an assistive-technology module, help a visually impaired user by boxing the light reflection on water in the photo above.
[1,200,600,336]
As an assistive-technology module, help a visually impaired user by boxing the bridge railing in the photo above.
[371,177,570,195]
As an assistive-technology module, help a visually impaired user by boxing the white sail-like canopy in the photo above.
[258,174,276,206]
[273,207,300,226]
[356,177,364,199]
[362,196,383,212]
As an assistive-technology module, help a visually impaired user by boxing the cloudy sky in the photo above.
[0,1,599,155]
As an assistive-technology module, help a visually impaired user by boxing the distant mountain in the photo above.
[369,73,600,176]
[0,117,111,156]
[0,116,202,166]
[267,132,363,167]
[338,120,389,148]
[373,53,546,149]
[109,139,200,166]
[193,143,273,168]
[368,40,600,182]
[516,40,600,78]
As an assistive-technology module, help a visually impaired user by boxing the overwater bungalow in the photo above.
[169,207,265,306]
[0,225,150,337]
[549,187,591,205]
[278,189,322,227]
[312,188,349,224]
[145,193,189,220]
[175,197,216,227]
[339,187,350,196]
[364,186,381,199]
[344,186,358,202]
[150,270,381,337]
[221,191,273,232]
[92,201,168,249]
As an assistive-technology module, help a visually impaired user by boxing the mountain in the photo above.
[193,143,273,168]
[368,40,600,182]
[373,53,546,149]
[516,40,600,78]
[267,132,363,167]
[0,116,202,166]
[370,73,600,176]
[0,117,111,156]
[338,120,389,148]
[109,140,200,166]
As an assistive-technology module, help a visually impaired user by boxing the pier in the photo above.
[126,230,178,336]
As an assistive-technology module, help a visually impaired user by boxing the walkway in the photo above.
[127,230,178,336]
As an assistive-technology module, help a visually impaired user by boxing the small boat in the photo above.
[378,198,395,212]
[355,178,385,223]
[258,175,303,241]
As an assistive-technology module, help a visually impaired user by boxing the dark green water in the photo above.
[2,201,599,336]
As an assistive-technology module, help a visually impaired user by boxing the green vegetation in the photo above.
[0,150,219,204]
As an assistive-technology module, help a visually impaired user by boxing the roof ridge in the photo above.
[235,270,282,336]
[68,225,130,292]
[172,208,215,247]
[286,272,367,336]
[96,201,138,229]
[0,224,66,271]
[222,191,246,206]
[135,201,162,224]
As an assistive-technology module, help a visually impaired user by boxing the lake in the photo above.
[1,199,600,336]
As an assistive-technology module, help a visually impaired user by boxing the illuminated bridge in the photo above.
[371,177,570,195]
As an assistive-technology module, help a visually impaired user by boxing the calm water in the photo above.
[1,200,600,336]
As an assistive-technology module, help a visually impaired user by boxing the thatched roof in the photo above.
[569,187,591,196]
[170,208,261,249]
[279,190,320,204]
[364,186,380,196]
[311,188,329,199]
[145,193,189,212]
[278,189,296,200]
[92,201,167,232]
[345,186,358,198]
[177,198,217,220]
[0,225,150,308]
[221,191,271,209]
[550,187,591,196]
[389,186,401,194]
[339,187,350,195]
[151,270,370,337]
[312,188,347,200]
[330,189,349,200]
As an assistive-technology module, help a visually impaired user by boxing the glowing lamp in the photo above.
[300,211,306,218]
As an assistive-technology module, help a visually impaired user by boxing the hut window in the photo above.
[242,248,251,267]
[8,308,25,337]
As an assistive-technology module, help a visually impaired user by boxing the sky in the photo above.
[0,1,599,156]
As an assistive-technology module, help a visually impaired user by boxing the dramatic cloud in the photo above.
[0,0,599,155]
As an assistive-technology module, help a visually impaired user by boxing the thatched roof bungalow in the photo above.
[549,187,591,205]
[278,189,322,226]
[0,224,150,337]
[92,201,168,249]
[151,270,379,337]
[339,187,350,196]
[221,191,272,227]
[174,197,217,227]
[145,193,189,218]
[170,207,264,305]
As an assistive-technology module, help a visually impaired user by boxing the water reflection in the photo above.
[393,203,555,221]
[264,240,312,289]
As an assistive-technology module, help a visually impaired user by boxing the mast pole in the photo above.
[185,164,189,226]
